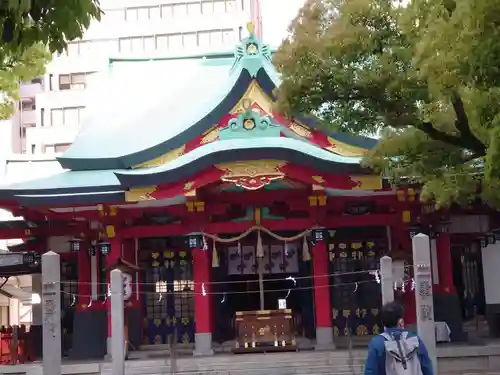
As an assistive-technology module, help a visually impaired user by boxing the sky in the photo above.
[260,0,306,47]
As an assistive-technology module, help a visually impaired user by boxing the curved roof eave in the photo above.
[254,65,379,151]
[0,170,122,198]
[114,137,367,187]
[57,67,254,171]
[13,191,125,206]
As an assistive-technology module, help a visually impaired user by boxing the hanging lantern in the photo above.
[69,237,84,252]
[187,234,202,249]
[480,237,487,248]
[494,229,500,242]
[408,226,420,238]
[439,221,451,233]
[311,229,325,244]
[99,240,111,256]
[87,245,96,257]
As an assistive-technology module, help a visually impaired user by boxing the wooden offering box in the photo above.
[233,309,297,353]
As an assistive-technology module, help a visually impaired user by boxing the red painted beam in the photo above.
[120,213,398,238]
[0,223,91,240]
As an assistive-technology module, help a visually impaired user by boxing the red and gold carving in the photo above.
[216,160,286,191]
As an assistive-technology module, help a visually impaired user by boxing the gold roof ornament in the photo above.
[247,21,255,35]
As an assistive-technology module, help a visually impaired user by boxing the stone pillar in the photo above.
[380,256,394,305]
[312,239,334,349]
[110,269,125,373]
[412,234,437,375]
[107,237,122,355]
[42,251,62,375]
[193,247,213,356]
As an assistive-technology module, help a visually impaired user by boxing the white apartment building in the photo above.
[5,0,262,157]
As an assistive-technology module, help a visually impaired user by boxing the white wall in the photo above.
[481,242,500,304]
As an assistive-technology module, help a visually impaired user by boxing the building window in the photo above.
[44,145,55,154]
[55,143,71,153]
[161,4,173,18]
[59,72,94,90]
[172,3,187,17]
[201,0,213,13]
[50,107,85,126]
[156,35,169,52]
[103,9,125,22]
[149,5,161,19]
[187,2,202,16]
[213,0,226,13]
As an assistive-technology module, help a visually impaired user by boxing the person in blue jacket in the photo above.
[364,301,435,375]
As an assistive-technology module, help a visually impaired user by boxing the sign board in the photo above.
[278,299,287,309]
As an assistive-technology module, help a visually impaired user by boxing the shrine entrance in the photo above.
[140,238,195,346]
[212,238,314,343]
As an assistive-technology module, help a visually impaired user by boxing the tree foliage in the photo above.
[274,0,500,208]
[0,0,102,119]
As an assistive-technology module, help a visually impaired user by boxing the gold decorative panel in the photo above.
[133,146,186,169]
[216,160,286,190]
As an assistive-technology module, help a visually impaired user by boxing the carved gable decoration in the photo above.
[219,103,280,140]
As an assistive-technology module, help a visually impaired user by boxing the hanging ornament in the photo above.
[202,235,208,251]
[69,294,76,307]
[370,270,381,284]
[87,298,93,308]
[220,292,226,304]
[411,278,415,291]
[256,231,264,258]
[212,240,219,268]
[237,241,242,255]
[302,236,311,261]
[284,276,296,299]
[353,282,358,293]
[158,293,163,302]
[284,241,288,256]
[201,282,207,297]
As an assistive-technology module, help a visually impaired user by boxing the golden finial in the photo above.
[247,21,255,34]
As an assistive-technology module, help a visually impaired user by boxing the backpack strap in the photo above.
[380,332,392,341]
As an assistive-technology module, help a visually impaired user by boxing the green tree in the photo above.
[0,0,102,119]
[274,0,500,208]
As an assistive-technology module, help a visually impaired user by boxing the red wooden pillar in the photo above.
[76,240,91,310]
[192,247,213,355]
[312,239,334,348]
[436,232,455,293]
[106,237,122,342]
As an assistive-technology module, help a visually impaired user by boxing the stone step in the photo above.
[102,363,365,375]
[100,352,368,375]
[123,354,367,370]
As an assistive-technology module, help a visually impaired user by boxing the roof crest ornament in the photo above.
[219,100,280,140]
[231,21,272,77]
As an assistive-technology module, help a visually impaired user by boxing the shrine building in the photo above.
[0,23,495,360]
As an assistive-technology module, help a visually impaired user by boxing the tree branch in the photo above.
[450,91,486,154]
[417,122,486,156]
